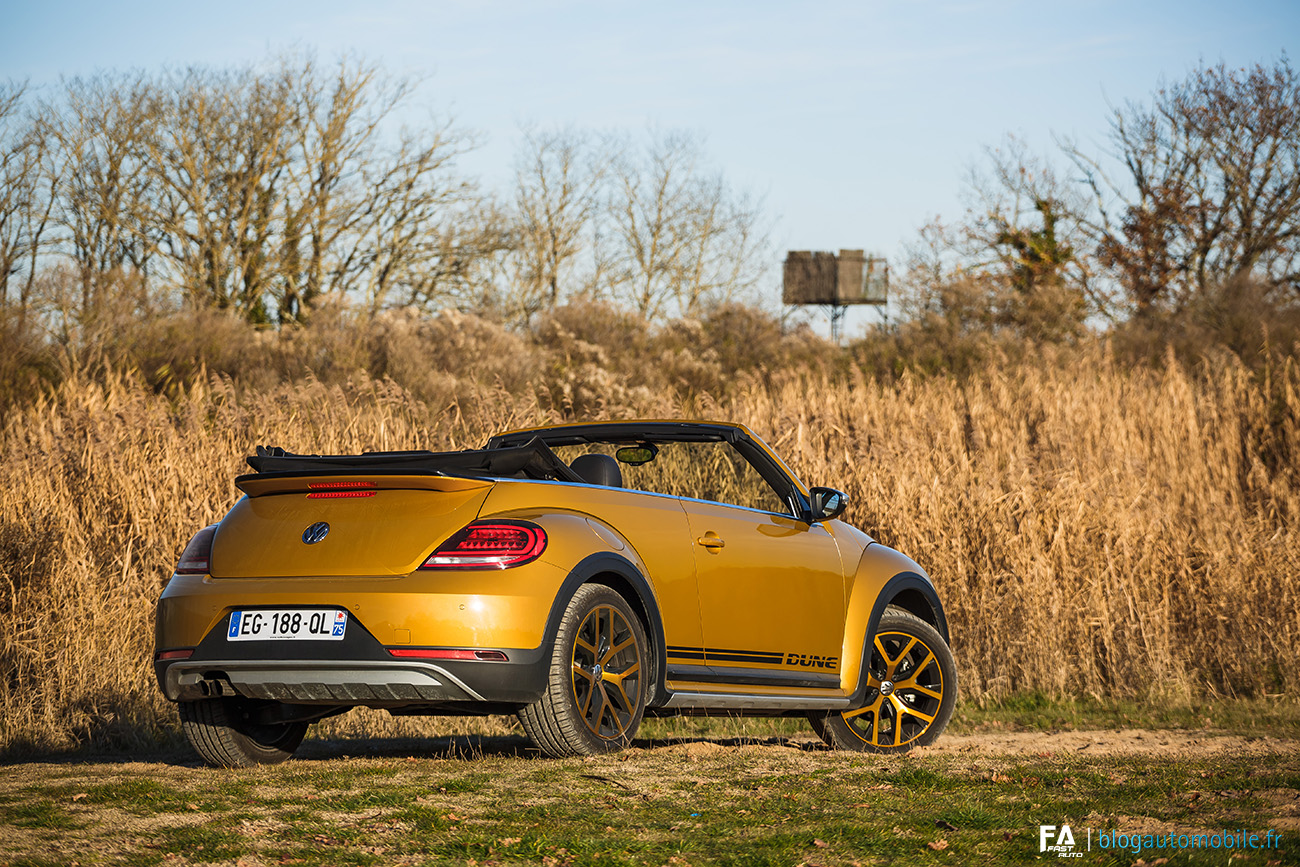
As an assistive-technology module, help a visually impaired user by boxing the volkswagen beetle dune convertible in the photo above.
[155,420,957,766]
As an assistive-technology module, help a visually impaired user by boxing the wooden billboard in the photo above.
[783,249,887,306]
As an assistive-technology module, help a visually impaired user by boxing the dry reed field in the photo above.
[1,347,1297,755]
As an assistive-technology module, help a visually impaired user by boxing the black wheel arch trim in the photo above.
[540,552,669,708]
[848,572,950,707]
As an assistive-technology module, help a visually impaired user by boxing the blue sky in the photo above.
[2,0,1295,331]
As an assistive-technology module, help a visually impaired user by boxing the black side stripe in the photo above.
[705,652,785,664]
[666,645,787,665]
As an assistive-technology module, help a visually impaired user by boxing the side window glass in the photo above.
[552,441,789,515]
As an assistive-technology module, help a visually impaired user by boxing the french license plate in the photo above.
[227,609,348,641]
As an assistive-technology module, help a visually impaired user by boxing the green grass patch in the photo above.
[951,692,1300,735]
[81,778,191,811]
[155,823,245,860]
[1,736,1298,866]
[0,799,81,830]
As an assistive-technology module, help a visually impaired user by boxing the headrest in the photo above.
[570,453,623,488]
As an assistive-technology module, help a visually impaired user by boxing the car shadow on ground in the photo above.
[1,733,829,767]
[296,733,829,761]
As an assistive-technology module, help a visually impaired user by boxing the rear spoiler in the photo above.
[235,472,496,498]
[240,437,583,485]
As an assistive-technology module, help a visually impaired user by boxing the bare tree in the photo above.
[12,54,772,331]
[36,74,159,318]
[136,57,496,323]
[0,81,57,319]
[1065,57,1300,315]
[509,126,605,319]
[385,195,514,314]
[277,57,415,321]
[329,121,486,315]
[266,57,492,320]
[965,136,1105,319]
[0,81,28,303]
[605,132,695,319]
[675,177,766,315]
[603,132,767,320]
[147,64,298,321]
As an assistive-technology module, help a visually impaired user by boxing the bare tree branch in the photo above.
[1065,57,1300,314]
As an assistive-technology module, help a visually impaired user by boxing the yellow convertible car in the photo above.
[154,420,956,766]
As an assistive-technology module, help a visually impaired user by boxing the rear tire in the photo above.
[179,698,308,768]
[810,607,956,753]
[518,584,648,757]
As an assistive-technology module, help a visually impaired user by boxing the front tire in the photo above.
[518,584,648,757]
[810,608,956,752]
[179,698,308,768]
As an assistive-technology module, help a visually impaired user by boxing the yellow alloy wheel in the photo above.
[809,607,956,753]
[570,604,643,740]
[843,630,945,748]
[517,583,649,757]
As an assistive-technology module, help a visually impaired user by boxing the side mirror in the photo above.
[808,487,849,522]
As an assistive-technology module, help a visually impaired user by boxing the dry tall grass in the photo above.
[1,346,1296,754]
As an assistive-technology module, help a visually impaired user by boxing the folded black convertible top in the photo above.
[245,436,582,483]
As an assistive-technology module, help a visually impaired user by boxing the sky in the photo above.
[2,0,1296,334]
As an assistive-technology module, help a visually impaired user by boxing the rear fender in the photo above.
[479,511,668,707]
[542,553,668,709]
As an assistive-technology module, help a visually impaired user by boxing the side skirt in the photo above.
[660,689,852,711]
[666,664,840,690]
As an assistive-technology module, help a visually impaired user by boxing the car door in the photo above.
[682,499,847,686]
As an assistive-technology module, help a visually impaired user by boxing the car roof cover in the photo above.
[245,437,582,482]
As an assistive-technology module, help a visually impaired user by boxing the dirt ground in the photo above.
[3,727,1295,784]
[923,727,1299,757]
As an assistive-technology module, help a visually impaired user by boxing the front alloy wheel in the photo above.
[518,584,648,757]
[810,608,956,752]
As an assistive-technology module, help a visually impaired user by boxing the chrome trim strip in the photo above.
[663,690,853,711]
[422,663,487,701]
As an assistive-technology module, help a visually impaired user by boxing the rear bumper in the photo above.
[157,653,548,706]
[155,612,549,706]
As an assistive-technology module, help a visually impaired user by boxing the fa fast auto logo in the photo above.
[1040,825,1082,858]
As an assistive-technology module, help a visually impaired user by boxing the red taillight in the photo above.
[419,521,547,570]
[388,648,509,661]
[307,480,377,499]
[175,525,218,575]
[156,649,194,661]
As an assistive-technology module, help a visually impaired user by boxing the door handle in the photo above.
[696,533,725,550]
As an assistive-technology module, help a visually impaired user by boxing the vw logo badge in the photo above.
[302,522,330,545]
